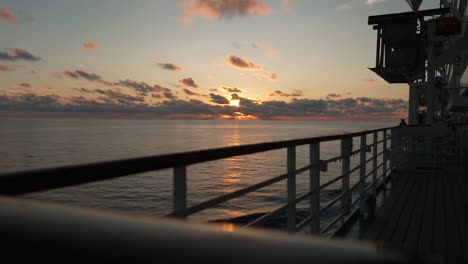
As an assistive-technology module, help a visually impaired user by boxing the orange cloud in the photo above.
[226,55,260,70]
[157,62,183,72]
[81,42,99,52]
[178,0,271,24]
[257,71,278,81]
[0,7,16,24]
[0,63,16,72]
[179,77,199,88]
[269,89,303,97]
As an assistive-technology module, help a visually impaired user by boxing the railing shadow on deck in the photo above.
[0,125,402,236]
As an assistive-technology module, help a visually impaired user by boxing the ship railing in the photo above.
[0,125,400,235]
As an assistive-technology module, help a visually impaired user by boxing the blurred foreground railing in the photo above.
[0,196,409,263]
[0,125,400,235]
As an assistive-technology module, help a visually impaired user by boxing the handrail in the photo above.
[0,196,410,263]
[0,125,397,195]
[0,124,399,237]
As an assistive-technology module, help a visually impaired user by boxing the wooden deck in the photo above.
[364,166,468,262]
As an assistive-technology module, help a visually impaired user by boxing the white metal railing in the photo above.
[0,126,400,235]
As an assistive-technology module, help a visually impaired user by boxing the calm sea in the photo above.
[0,118,394,222]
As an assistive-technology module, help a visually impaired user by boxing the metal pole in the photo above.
[426,20,436,124]
[341,137,352,216]
[359,135,367,216]
[173,165,187,218]
[383,130,388,184]
[310,143,320,234]
[372,132,378,198]
[287,146,296,233]
[408,84,419,125]
[390,128,397,176]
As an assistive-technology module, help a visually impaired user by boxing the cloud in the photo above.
[210,93,230,104]
[0,7,16,24]
[0,48,41,61]
[327,93,341,99]
[231,93,241,101]
[178,0,271,24]
[94,89,146,104]
[81,42,99,52]
[257,71,278,81]
[183,88,201,96]
[365,0,385,6]
[269,89,303,97]
[226,55,260,70]
[19,83,31,89]
[154,84,172,93]
[97,80,114,86]
[0,63,16,72]
[164,91,178,99]
[115,79,159,95]
[0,92,408,120]
[64,69,102,82]
[0,93,61,111]
[222,86,243,93]
[179,77,199,88]
[157,62,183,72]
[74,88,95,94]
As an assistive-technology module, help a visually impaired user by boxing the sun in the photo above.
[230,99,240,107]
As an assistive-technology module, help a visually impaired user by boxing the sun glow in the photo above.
[230,99,240,107]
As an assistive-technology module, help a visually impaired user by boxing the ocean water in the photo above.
[0,118,394,224]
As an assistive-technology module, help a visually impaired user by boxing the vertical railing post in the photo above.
[359,134,367,216]
[390,128,395,175]
[372,131,378,198]
[341,137,352,216]
[391,127,401,177]
[173,165,187,218]
[310,142,320,234]
[382,130,388,184]
[287,146,296,233]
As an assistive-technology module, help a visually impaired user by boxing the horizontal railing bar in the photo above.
[351,196,360,208]
[168,165,311,218]
[295,190,313,205]
[296,215,313,231]
[320,175,344,191]
[243,203,289,228]
[320,193,344,213]
[323,139,389,164]
[0,126,398,196]
[319,162,362,191]
[364,161,385,180]
[321,214,343,234]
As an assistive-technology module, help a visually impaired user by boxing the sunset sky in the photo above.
[0,0,441,120]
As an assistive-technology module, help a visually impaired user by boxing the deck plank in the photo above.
[417,171,435,256]
[364,174,414,240]
[390,173,422,244]
[361,140,468,261]
[444,173,462,261]
[403,173,427,250]
[456,173,468,262]
[432,173,446,257]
